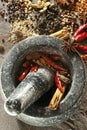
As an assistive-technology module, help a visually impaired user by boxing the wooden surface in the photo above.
[0,1,87,130]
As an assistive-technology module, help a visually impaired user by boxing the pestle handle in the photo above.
[4,67,54,116]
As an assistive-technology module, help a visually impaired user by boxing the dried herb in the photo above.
[75,0,87,24]
[28,4,62,35]
[9,20,39,43]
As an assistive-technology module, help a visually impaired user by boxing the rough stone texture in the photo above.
[0,35,86,126]
[5,68,54,115]
[0,1,87,130]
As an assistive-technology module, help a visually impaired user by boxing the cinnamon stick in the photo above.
[48,86,66,110]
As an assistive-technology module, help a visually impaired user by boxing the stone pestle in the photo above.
[4,67,54,116]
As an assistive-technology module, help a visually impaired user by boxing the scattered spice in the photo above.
[0,0,54,22]
[1,0,87,45]
[14,31,23,40]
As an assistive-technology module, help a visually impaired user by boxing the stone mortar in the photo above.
[0,35,86,127]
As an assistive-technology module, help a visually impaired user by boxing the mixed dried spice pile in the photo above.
[0,1,87,53]
[0,0,87,110]
[17,53,71,110]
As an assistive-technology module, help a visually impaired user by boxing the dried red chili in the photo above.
[72,24,87,42]
[22,61,30,68]
[51,55,61,61]
[18,69,29,81]
[74,45,87,53]
[73,24,87,38]
[30,66,38,72]
[55,71,64,93]
[42,55,66,72]
[73,32,87,42]
[80,54,87,59]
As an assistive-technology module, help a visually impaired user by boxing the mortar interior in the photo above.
[13,52,71,117]
[0,35,85,126]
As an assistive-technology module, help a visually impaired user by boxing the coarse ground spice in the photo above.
[28,5,62,35]
[9,19,39,43]
[1,0,87,37]
[75,0,87,24]
[1,0,87,46]
[0,0,31,22]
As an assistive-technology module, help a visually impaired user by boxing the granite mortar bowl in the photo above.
[0,35,86,127]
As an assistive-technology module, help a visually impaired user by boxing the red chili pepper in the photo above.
[51,55,61,61]
[22,61,30,68]
[73,24,87,38]
[55,71,64,93]
[42,55,66,72]
[80,54,87,59]
[30,66,38,72]
[72,24,87,42]
[74,45,87,53]
[18,69,29,81]
[73,32,87,42]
